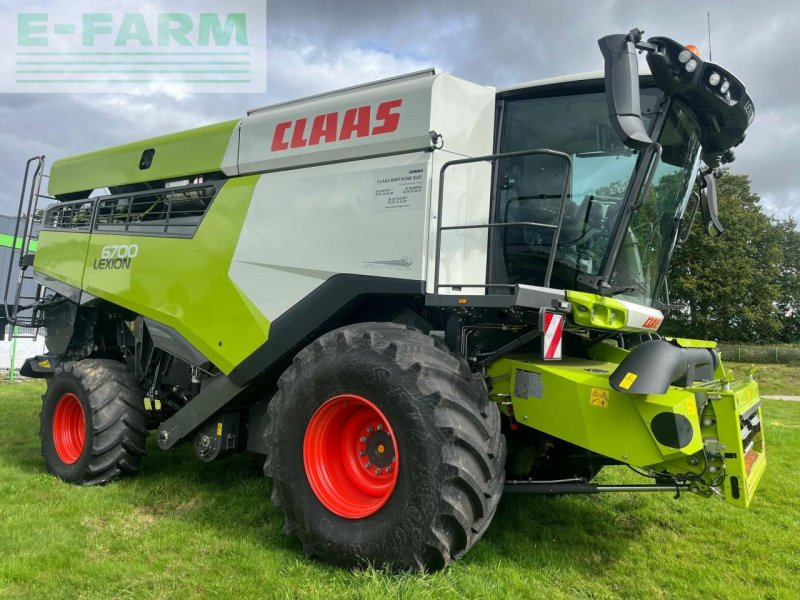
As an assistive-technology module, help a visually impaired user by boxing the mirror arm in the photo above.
[598,29,655,150]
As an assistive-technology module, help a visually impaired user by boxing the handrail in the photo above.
[42,197,96,230]
[41,181,221,234]
[433,148,572,294]
[4,156,45,324]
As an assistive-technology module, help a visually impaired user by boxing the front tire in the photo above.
[40,359,148,485]
[264,323,506,571]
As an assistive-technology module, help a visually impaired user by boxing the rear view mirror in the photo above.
[700,172,724,237]
[598,31,654,151]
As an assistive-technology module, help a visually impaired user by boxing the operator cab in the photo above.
[488,31,754,308]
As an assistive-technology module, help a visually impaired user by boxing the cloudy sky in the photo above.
[0,0,795,220]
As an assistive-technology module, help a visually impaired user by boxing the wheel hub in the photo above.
[52,392,86,464]
[363,429,394,469]
[303,394,399,519]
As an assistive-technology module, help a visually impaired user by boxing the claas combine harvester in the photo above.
[3,29,764,570]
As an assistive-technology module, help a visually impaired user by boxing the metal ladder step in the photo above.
[3,156,49,332]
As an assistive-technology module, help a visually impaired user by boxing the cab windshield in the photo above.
[610,101,701,306]
[494,89,701,306]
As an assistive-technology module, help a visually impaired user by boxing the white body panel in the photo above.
[618,299,664,330]
[230,153,431,321]
[222,71,494,175]
[496,68,651,94]
[227,72,496,321]
[428,152,492,294]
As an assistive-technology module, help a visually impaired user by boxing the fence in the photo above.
[718,343,800,364]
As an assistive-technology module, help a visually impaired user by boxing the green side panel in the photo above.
[0,233,37,251]
[48,119,239,196]
[488,354,766,508]
[33,230,91,290]
[689,379,766,508]
[77,176,267,375]
[488,356,702,467]
[586,339,630,363]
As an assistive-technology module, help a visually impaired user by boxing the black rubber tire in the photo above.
[40,359,148,485]
[264,322,506,571]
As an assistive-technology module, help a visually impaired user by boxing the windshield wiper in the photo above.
[609,286,636,296]
[631,143,663,211]
[575,150,633,158]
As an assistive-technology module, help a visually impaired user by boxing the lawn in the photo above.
[726,362,799,397]
[0,368,798,599]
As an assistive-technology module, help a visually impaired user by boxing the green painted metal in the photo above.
[487,355,703,467]
[0,233,37,252]
[567,291,629,331]
[34,176,269,374]
[34,230,91,290]
[686,379,766,508]
[487,350,766,508]
[47,119,239,196]
[666,337,718,349]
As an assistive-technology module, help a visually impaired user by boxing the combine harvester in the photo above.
[4,29,764,570]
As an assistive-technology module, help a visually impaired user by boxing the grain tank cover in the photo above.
[222,70,496,176]
[48,120,240,198]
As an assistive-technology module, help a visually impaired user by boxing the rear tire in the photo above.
[40,359,148,485]
[264,322,506,571]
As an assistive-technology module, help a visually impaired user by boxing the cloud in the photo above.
[0,0,796,223]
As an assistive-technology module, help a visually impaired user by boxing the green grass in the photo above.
[726,362,799,397]
[1,378,799,599]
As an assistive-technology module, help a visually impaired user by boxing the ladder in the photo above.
[2,156,51,340]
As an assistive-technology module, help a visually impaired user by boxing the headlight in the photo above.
[720,80,730,94]
[685,59,698,73]
[709,72,721,86]
[678,49,693,64]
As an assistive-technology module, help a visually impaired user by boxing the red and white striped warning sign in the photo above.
[542,311,564,360]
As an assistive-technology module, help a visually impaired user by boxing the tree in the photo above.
[662,172,784,342]
[775,218,800,341]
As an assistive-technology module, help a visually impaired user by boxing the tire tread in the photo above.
[264,322,505,571]
[41,358,148,485]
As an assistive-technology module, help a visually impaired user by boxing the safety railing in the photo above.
[44,198,95,230]
[42,181,222,239]
[432,148,573,295]
[3,156,50,331]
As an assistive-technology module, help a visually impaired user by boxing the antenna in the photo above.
[707,12,713,62]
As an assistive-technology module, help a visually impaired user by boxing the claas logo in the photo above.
[642,316,663,329]
[271,99,403,151]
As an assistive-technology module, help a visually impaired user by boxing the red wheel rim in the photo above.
[52,392,86,464]
[303,394,399,519]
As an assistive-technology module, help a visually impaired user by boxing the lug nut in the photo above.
[374,468,382,475]
[386,466,392,473]
[360,436,367,442]
[359,450,366,456]
[365,462,372,468]
[367,426,373,433]
[376,424,383,431]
